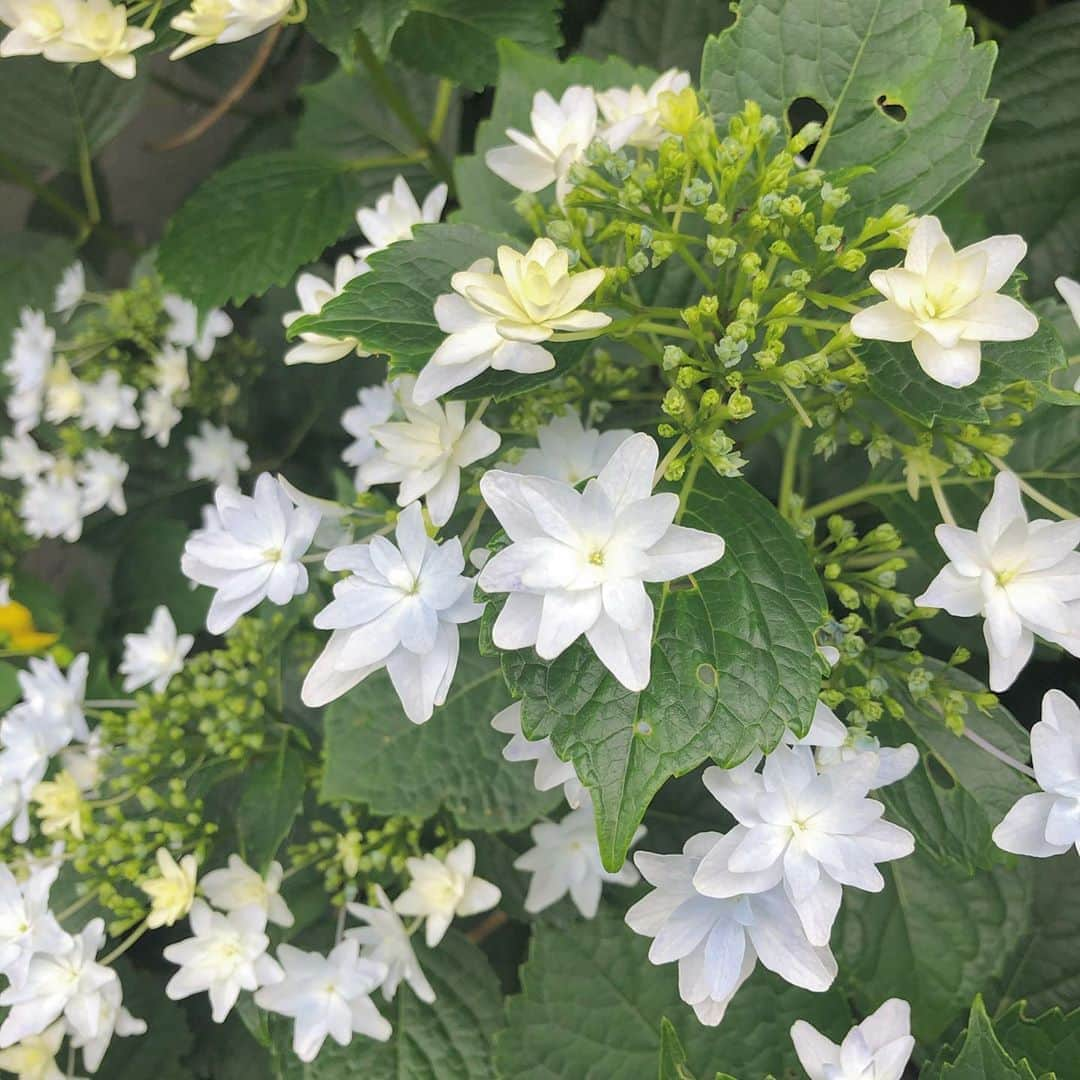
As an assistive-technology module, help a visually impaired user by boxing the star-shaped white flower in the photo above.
[478,433,726,692]
[162,294,233,361]
[0,1021,66,1080]
[43,0,154,79]
[4,308,53,434]
[414,239,610,404]
[200,854,294,927]
[42,358,83,426]
[119,605,193,694]
[915,470,1080,691]
[0,863,68,986]
[850,215,1038,388]
[16,654,89,742]
[77,448,128,517]
[0,0,65,58]
[163,901,283,1023]
[625,833,838,1026]
[282,254,369,366]
[53,261,85,320]
[140,389,182,447]
[301,502,482,720]
[70,976,146,1073]
[994,690,1080,858]
[169,0,289,59]
[393,840,500,948]
[78,371,139,435]
[185,420,250,488]
[358,376,500,526]
[596,68,691,150]
[153,344,190,399]
[182,473,320,634]
[692,746,914,947]
[19,473,84,543]
[140,848,198,929]
[346,885,435,1004]
[355,175,448,260]
[490,701,584,808]
[0,707,75,842]
[510,410,632,486]
[255,940,390,1062]
[341,381,397,489]
[514,800,641,917]
[0,434,53,485]
[791,998,914,1080]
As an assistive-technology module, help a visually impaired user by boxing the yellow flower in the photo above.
[0,602,58,654]
[657,86,701,136]
[140,848,198,928]
[0,1020,66,1080]
[31,771,86,840]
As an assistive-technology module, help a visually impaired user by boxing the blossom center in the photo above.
[587,549,605,567]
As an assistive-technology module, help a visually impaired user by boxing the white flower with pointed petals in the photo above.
[0,918,116,1047]
[415,240,611,404]
[915,470,1080,691]
[515,800,641,917]
[0,434,53,484]
[393,840,500,948]
[181,473,320,634]
[850,215,1038,388]
[490,701,584,808]
[0,863,68,986]
[53,261,85,320]
[511,410,633,486]
[301,502,482,719]
[346,885,434,1004]
[0,706,76,842]
[77,448,128,516]
[359,377,500,526]
[596,69,692,150]
[625,833,838,1026]
[152,344,189,399]
[0,1020,66,1079]
[186,420,250,488]
[478,433,726,692]
[42,358,83,426]
[70,976,146,1074]
[120,606,193,694]
[355,175,448,260]
[19,473,83,543]
[0,0,65,57]
[993,690,1080,858]
[169,0,288,58]
[1054,276,1080,391]
[43,0,154,78]
[255,941,389,1062]
[4,308,54,434]
[162,294,232,362]
[201,854,294,927]
[692,746,914,948]
[17,653,89,741]
[140,389,182,447]
[341,381,397,488]
[282,254,369,366]
[78,371,139,435]
[791,998,914,1080]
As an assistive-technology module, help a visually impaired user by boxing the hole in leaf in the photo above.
[787,96,828,158]
[668,577,695,593]
[925,753,956,790]
[697,663,718,688]
[634,720,653,736]
[875,94,907,122]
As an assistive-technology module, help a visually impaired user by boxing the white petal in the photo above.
[911,333,982,388]
[790,1019,839,1080]
[585,611,651,691]
[850,301,916,342]
[993,791,1069,857]
[958,233,1027,292]
[958,293,1039,342]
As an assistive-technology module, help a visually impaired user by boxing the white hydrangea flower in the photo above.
[0,1021,66,1080]
[42,358,83,426]
[510,410,633,485]
[596,68,691,149]
[77,448,128,516]
[692,746,914,947]
[0,434,53,485]
[119,605,193,694]
[915,470,1080,691]
[162,294,233,362]
[152,344,190,399]
[393,839,500,948]
[994,690,1080,858]
[70,976,146,1073]
[355,175,448,260]
[0,863,68,986]
[282,254,369,366]
[78,371,139,435]
[200,854,294,927]
[478,433,727,692]
[341,381,397,489]
[16,653,89,742]
[255,941,390,1062]
[851,215,1038,388]
[4,308,54,434]
[490,701,584,808]
[185,420,250,488]
[53,260,85,320]
[302,502,482,720]
[346,885,434,1004]
[43,0,154,79]
[0,0,65,57]
[0,918,116,1047]
[169,0,290,59]
[359,376,500,526]
[181,473,320,634]
[20,472,84,543]
[791,998,914,1080]
[414,239,610,404]
[514,800,641,917]
[164,901,283,1023]
[0,707,73,843]
[625,833,838,1026]
[140,388,182,447]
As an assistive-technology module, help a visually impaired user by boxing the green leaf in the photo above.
[863,319,1066,427]
[495,908,853,1079]
[581,0,735,79]
[288,222,589,400]
[390,0,562,92]
[454,41,658,236]
[321,641,560,832]
[0,57,145,171]
[921,997,1041,1080]
[306,0,412,62]
[659,1017,698,1080]
[503,473,826,871]
[0,664,18,713]
[968,4,1080,296]
[993,1002,1080,1079]
[838,850,1033,1044]
[158,152,393,310]
[701,0,996,223]
[237,742,306,871]
[0,231,75,345]
[280,931,502,1078]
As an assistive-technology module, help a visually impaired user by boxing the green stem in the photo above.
[778,419,802,518]
[101,919,150,965]
[0,152,89,234]
[429,79,454,142]
[987,455,1077,520]
[653,434,689,485]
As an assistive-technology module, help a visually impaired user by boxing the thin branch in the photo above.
[466,910,509,944]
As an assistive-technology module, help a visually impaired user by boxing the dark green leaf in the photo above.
[306,0,412,62]
[0,231,75,345]
[921,997,1040,1080]
[0,663,19,712]
[659,1017,697,1080]
[701,0,996,223]
[993,1002,1080,1079]
[503,473,826,871]
[237,742,306,871]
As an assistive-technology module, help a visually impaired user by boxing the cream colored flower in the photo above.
[0,0,65,60]
[141,848,198,929]
[46,0,153,79]
[31,772,85,840]
[0,1020,66,1080]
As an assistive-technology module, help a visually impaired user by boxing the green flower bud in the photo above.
[815,224,843,252]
